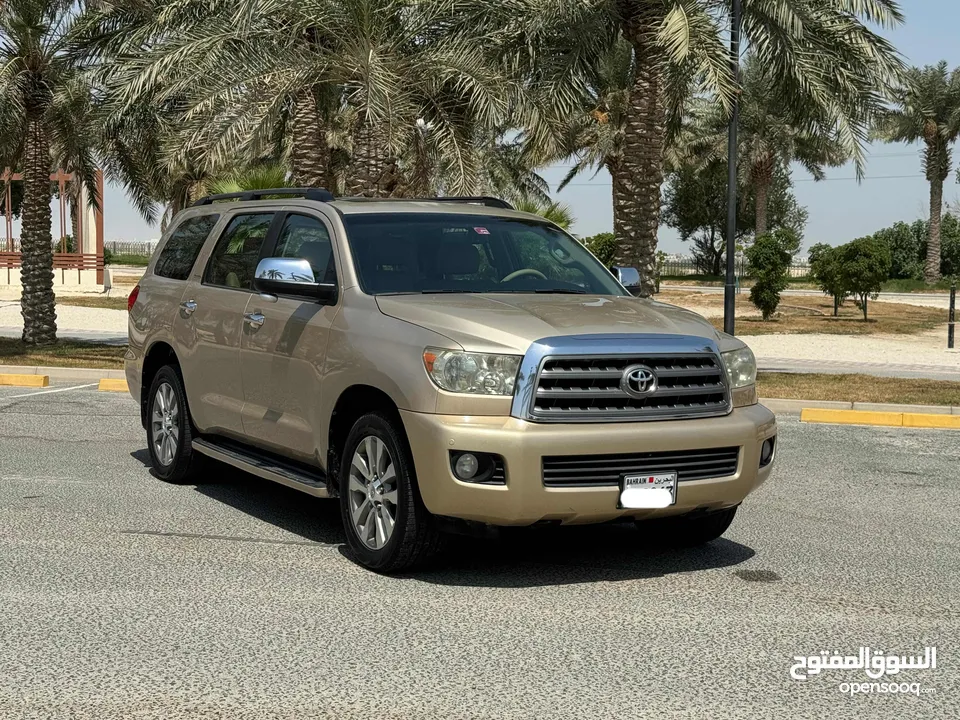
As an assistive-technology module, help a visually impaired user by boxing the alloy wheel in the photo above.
[348,436,399,550]
[151,382,180,466]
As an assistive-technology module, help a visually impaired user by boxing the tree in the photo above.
[661,159,806,276]
[513,198,575,229]
[870,220,926,280]
[505,0,904,297]
[207,163,292,195]
[693,54,846,236]
[874,62,960,283]
[746,231,791,320]
[836,236,892,320]
[0,0,100,345]
[808,243,847,316]
[581,232,617,265]
[83,0,516,200]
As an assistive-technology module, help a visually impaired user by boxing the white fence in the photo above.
[104,239,159,255]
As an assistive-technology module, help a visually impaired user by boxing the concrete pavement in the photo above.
[0,384,956,718]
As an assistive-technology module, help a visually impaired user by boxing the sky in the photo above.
[18,1,960,257]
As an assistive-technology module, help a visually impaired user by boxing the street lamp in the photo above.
[723,0,742,336]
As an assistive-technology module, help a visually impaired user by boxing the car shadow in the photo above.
[403,526,755,588]
[144,452,755,586]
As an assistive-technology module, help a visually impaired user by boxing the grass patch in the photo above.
[658,292,950,336]
[0,338,126,369]
[880,278,956,294]
[57,296,128,311]
[106,253,151,267]
[758,372,960,406]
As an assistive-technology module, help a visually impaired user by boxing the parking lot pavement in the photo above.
[0,384,957,720]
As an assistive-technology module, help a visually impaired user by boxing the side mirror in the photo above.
[610,266,641,289]
[253,257,336,301]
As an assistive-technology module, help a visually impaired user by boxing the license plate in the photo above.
[620,472,678,509]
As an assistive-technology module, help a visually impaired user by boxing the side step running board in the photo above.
[192,438,331,498]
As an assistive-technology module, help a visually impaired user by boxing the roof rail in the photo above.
[192,187,335,206]
[337,195,514,210]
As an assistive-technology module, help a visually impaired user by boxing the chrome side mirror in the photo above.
[610,266,641,289]
[253,257,336,301]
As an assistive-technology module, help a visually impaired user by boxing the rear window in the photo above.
[154,214,221,280]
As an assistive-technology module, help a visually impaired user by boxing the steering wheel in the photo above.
[501,268,547,283]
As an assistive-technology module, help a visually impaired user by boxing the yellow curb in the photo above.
[0,373,49,388]
[801,408,960,430]
[98,378,128,393]
[800,408,903,427]
[902,413,960,429]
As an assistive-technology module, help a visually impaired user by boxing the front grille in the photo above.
[542,447,740,487]
[531,353,729,421]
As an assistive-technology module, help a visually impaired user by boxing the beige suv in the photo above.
[126,189,777,572]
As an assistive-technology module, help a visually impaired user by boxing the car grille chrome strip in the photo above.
[510,334,732,423]
[542,447,741,487]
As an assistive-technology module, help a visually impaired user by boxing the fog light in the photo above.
[454,452,479,480]
[760,437,776,467]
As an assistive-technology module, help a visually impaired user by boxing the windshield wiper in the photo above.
[418,289,483,294]
[532,288,587,294]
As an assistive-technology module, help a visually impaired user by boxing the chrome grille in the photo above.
[530,353,730,421]
[542,447,740,487]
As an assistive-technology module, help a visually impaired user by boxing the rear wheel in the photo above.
[146,365,201,483]
[339,412,440,572]
[636,506,738,547]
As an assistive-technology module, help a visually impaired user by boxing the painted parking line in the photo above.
[5,383,99,399]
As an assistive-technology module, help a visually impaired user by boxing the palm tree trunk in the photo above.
[19,117,57,345]
[752,157,774,237]
[613,4,668,297]
[344,121,399,198]
[754,180,769,237]
[926,174,944,283]
[290,87,330,189]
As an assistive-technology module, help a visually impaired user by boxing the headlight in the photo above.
[423,349,521,395]
[722,346,757,389]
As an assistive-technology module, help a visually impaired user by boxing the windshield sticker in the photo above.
[473,227,490,235]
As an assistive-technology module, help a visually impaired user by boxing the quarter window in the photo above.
[153,214,220,280]
[203,213,274,290]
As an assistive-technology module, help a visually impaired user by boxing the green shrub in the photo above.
[745,231,792,320]
[809,242,847,315]
[836,236,892,320]
[581,232,617,266]
[103,247,114,265]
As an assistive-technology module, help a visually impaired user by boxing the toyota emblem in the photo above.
[621,364,658,398]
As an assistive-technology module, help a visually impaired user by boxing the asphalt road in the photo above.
[0,385,957,719]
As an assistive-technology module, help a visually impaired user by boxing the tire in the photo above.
[339,412,441,572]
[636,506,738,547]
[145,364,201,483]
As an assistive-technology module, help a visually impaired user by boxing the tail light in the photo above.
[128,285,140,312]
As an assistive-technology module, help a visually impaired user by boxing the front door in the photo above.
[174,212,276,437]
[239,212,339,463]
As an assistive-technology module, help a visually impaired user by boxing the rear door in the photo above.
[239,211,340,462]
[174,211,278,436]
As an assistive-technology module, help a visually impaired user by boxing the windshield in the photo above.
[341,213,627,296]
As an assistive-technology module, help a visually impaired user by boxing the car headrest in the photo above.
[366,236,418,270]
[437,242,480,275]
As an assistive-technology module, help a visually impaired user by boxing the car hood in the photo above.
[375,293,723,354]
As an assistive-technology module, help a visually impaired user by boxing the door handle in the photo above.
[244,311,265,329]
[179,300,198,317]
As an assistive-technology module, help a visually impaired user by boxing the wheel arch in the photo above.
[140,341,180,428]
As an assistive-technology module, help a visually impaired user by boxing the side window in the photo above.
[271,214,335,283]
[203,213,274,290]
[153,214,220,280]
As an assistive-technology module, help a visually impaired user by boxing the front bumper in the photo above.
[401,404,777,526]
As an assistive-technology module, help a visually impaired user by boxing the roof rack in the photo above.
[336,196,514,210]
[192,187,335,206]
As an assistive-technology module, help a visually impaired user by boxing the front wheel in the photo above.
[338,412,440,572]
[636,506,738,547]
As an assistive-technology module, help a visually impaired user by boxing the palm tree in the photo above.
[207,162,292,195]
[693,54,846,237]
[0,0,100,345]
[514,198,576,230]
[81,0,515,200]
[492,0,904,296]
[874,62,960,283]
